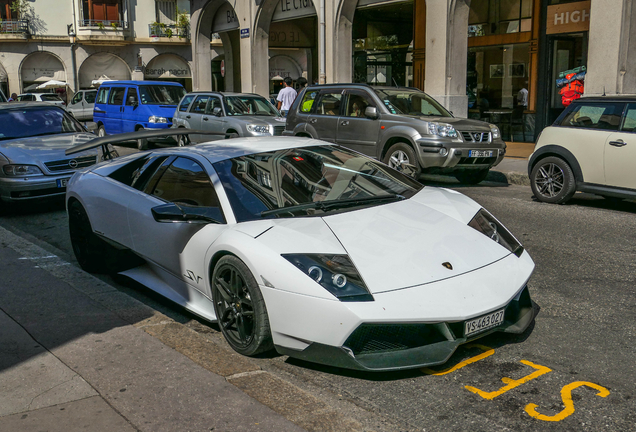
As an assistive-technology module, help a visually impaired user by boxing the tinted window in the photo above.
[0,106,84,140]
[224,96,278,116]
[151,157,221,208]
[345,90,375,117]
[214,145,423,222]
[179,94,195,112]
[85,91,97,104]
[191,95,210,113]
[41,94,62,102]
[71,93,82,104]
[299,90,318,113]
[374,89,451,117]
[560,103,625,131]
[207,97,223,115]
[126,88,139,106]
[17,95,34,101]
[96,88,109,104]
[621,104,636,132]
[139,85,186,105]
[314,91,343,116]
[108,87,126,105]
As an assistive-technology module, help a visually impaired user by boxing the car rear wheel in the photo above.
[177,133,188,147]
[384,143,421,178]
[530,156,576,204]
[454,168,489,184]
[211,256,273,356]
[136,127,149,150]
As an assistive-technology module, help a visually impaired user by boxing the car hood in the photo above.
[399,115,493,132]
[255,188,511,294]
[0,133,97,163]
[231,115,287,125]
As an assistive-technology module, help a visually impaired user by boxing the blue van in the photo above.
[93,80,186,149]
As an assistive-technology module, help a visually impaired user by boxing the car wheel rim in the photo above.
[388,150,409,170]
[534,163,565,198]
[214,265,255,348]
[98,128,105,137]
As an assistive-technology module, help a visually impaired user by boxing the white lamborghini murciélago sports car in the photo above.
[65,132,535,371]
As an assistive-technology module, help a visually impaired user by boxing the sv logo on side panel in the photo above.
[184,270,202,284]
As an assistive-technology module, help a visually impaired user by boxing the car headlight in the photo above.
[489,124,501,139]
[282,254,374,302]
[468,209,523,257]
[2,164,43,176]
[247,125,272,135]
[428,122,458,138]
[148,116,168,124]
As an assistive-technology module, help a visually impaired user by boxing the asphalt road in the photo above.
[1,170,634,432]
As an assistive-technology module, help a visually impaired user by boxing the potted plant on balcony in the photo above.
[176,8,189,39]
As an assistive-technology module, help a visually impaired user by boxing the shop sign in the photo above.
[546,0,590,35]
[271,0,316,23]
[145,55,192,79]
[269,21,314,47]
[212,2,239,33]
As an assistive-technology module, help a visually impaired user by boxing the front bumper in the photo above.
[276,285,534,372]
[0,173,74,202]
[416,136,506,170]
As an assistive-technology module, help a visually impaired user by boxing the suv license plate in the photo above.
[465,308,505,337]
[468,150,494,158]
[57,178,70,188]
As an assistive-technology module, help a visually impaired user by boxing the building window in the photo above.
[156,0,176,25]
[468,0,532,37]
[1,0,14,20]
[82,0,123,26]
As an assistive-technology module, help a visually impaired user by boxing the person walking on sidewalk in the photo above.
[277,77,297,117]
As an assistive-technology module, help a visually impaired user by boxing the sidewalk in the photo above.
[0,226,305,432]
[488,141,533,186]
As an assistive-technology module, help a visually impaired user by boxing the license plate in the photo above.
[57,178,70,188]
[468,150,494,158]
[465,308,505,337]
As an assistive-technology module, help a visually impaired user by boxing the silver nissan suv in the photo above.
[284,84,506,184]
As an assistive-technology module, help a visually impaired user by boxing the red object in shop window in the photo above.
[560,80,584,107]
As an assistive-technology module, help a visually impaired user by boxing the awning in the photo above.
[21,52,66,83]
[79,53,131,89]
[36,80,68,90]
[145,54,191,79]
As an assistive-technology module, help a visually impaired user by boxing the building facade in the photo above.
[1,0,635,140]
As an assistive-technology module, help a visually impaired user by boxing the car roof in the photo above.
[99,80,184,86]
[0,102,66,110]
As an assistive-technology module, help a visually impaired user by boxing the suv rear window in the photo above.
[559,102,625,131]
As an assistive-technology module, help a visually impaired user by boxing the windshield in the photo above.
[213,145,423,222]
[224,96,279,116]
[374,89,452,117]
[139,85,186,105]
[0,106,84,141]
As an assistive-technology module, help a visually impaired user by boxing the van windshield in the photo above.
[139,85,186,105]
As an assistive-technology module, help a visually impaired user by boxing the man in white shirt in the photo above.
[517,86,528,108]
[277,77,297,116]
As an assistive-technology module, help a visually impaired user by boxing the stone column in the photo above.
[191,0,213,91]
[424,0,469,118]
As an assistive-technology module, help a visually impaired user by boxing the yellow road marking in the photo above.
[422,344,494,376]
[525,381,610,422]
[465,360,552,400]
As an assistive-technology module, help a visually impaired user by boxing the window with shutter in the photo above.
[156,0,176,25]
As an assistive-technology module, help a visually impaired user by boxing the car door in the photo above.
[174,94,196,127]
[69,92,83,119]
[187,95,211,142]
[604,103,636,189]
[200,96,226,141]
[83,90,96,120]
[105,86,126,134]
[306,90,343,143]
[121,87,139,133]
[93,87,109,128]
[336,89,380,155]
[127,156,226,296]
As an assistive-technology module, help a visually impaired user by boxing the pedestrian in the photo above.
[276,77,296,117]
[8,93,17,102]
[296,76,307,90]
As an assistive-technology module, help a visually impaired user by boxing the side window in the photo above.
[96,87,109,104]
[190,95,210,113]
[85,91,97,104]
[179,94,195,112]
[150,157,221,209]
[314,91,343,116]
[621,104,636,133]
[345,91,375,117]
[108,87,126,105]
[560,103,625,131]
[125,88,139,106]
[206,97,223,114]
[71,92,82,104]
[299,91,318,113]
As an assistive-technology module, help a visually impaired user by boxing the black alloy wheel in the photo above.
[68,200,104,273]
[211,256,273,356]
[530,156,576,204]
[454,168,490,185]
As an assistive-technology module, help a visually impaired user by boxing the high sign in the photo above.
[546,0,591,35]
[271,0,316,23]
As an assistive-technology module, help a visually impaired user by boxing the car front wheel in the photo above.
[211,256,273,356]
[136,127,149,150]
[383,143,421,178]
[530,156,576,204]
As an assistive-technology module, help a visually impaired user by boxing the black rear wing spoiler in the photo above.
[65,129,228,157]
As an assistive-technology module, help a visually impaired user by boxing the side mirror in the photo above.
[365,106,379,119]
[128,96,138,107]
[85,122,98,133]
[212,107,223,117]
[151,202,223,224]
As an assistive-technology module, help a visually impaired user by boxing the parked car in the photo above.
[93,80,186,150]
[284,84,506,184]
[16,93,66,108]
[68,89,97,121]
[0,103,115,207]
[529,96,636,204]
[65,134,534,371]
[172,91,285,145]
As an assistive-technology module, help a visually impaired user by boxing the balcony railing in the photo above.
[0,20,29,34]
[149,23,189,39]
[81,19,129,29]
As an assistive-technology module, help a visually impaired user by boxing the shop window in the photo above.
[468,0,532,37]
